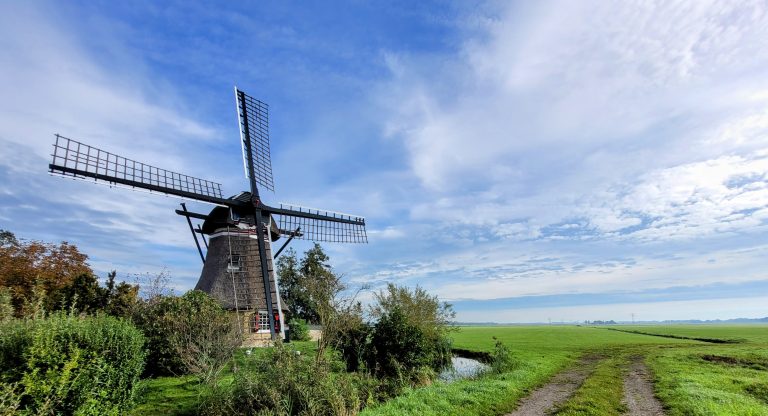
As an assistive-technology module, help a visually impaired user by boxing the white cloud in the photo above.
[379,0,768,245]
[0,3,226,287]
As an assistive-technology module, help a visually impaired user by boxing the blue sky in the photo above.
[1,1,767,323]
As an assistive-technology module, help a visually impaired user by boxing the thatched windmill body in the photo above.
[48,88,367,343]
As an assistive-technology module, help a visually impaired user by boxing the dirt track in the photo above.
[623,357,665,416]
[505,355,601,416]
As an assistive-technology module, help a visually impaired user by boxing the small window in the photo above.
[227,255,243,272]
[250,311,270,333]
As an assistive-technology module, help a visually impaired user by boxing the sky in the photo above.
[1,0,767,323]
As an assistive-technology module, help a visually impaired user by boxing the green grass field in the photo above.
[363,325,768,416]
[131,326,768,415]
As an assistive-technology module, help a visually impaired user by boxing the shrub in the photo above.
[163,291,239,383]
[334,322,370,373]
[132,290,238,382]
[0,319,33,383]
[131,297,185,377]
[0,288,13,323]
[368,284,454,371]
[1,313,145,415]
[199,342,376,415]
[288,317,310,342]
[489,337,518,374]
[0,382,21,415]
[364,308,433,380]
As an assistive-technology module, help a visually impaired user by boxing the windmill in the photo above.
[48,87,368,343]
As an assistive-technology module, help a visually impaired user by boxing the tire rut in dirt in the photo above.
[622,356,665,416]
[505,354,602,416]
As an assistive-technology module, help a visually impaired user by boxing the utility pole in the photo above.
[631,313,635,324]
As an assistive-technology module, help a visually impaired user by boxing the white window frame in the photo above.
[250,311,270,333]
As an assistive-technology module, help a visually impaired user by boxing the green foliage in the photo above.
[370,283,456,342]
[163,290,239,383]
[199,342,376,416]
[0,319,33,383]
[0,313,145,415]
[365,284,454,373]
[52,270,139,318]
[131,297,186,377]
[0,288,13,323]
[0,230,137,319]
[334,321,370,373]
[131,290,238,382]
[364,308,434,380]
[55,273,105,313]
[276,248,305,321]
[489,338,518,374]
[0,381,22,415]
[288,317,310,341]
[277,244,341,324]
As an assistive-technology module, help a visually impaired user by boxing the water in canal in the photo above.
[438,356,490,382]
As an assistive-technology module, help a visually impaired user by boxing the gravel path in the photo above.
[622,357,665,416]
[505,355,601,416]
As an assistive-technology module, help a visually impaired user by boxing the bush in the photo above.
[131,297,185,377]
[199,342,376,415]
[0,288,13,323]
[335,322,370,373]
[163,291,239,383]
[489,337,518,374]
[0,313,145,415]
[0,381,21,415]
[0,320,33,383]
[288,318,310,342]
[364,308,434,380]
[132,290,238,382]
[368,284,454,371]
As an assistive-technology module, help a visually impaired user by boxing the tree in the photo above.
[277,244,342,324]
[56,272,104,313]
[276,248,307,321]
[277,244,367,361]
[0,230,92,316]
[103,270,139,317]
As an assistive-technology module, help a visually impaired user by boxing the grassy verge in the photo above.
[649,345,768,415]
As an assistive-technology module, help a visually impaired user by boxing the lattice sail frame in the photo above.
[49,134,224,201]
[236,88,274,192]
[276,203,368,243]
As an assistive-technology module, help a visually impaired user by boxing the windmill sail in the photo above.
[236,88,274,193]
[49,135,228,205]
[268,203,367,243]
